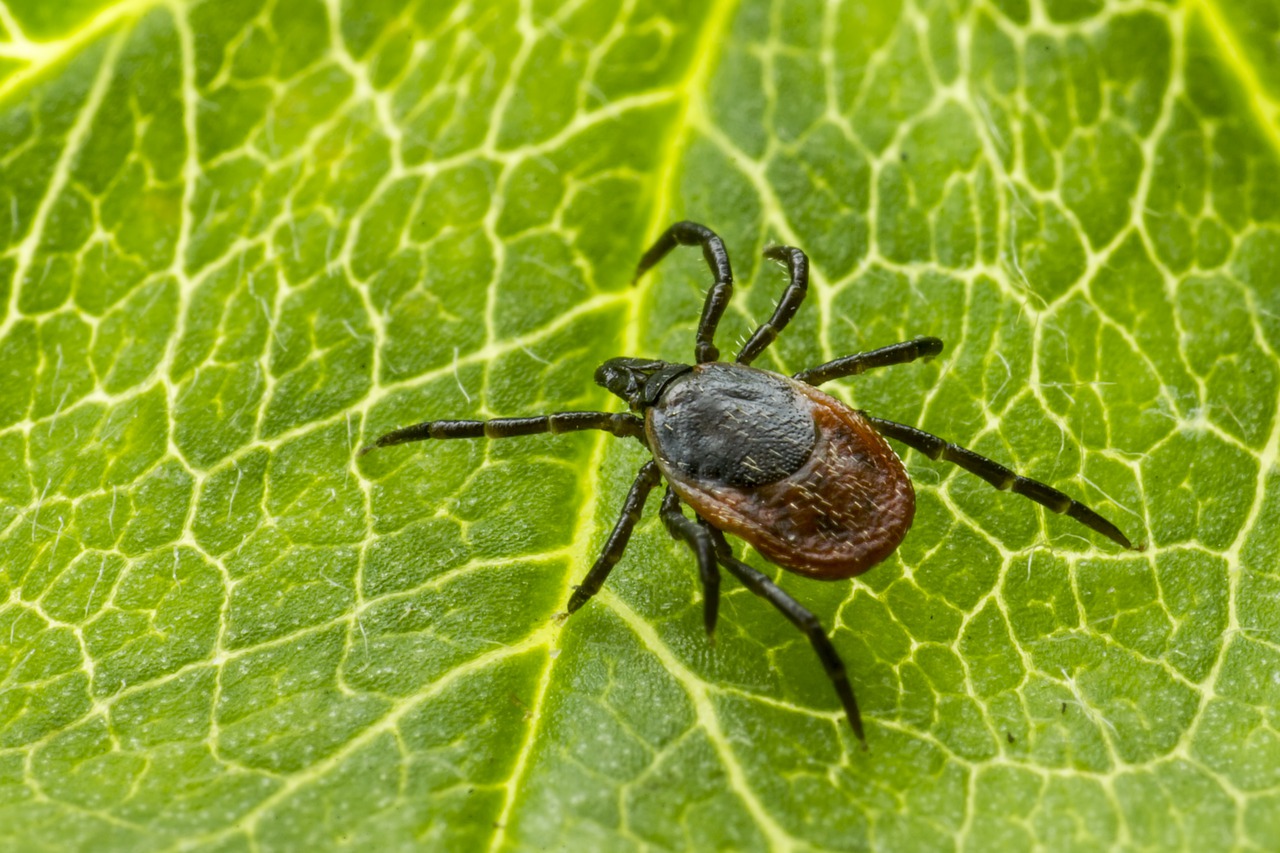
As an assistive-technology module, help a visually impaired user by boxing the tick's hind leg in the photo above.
[736,245,810,366]
[658,488,720,639]
[632,221,734,364]
[360,411,645,456]
[794,338,943,386]
[566,461,662,615]
[863,415,1138,550]
[704,526,865,744]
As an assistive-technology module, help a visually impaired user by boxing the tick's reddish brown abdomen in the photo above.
[646,363,915,579]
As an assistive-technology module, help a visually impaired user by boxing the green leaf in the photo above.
[1,0,1277,849]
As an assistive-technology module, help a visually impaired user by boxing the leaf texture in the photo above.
[1,0,1278,849]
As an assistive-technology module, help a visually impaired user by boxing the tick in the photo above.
[361,221,1139,743]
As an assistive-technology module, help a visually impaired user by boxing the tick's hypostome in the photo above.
[361,220,1141,746]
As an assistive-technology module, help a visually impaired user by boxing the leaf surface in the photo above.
[1,0,1278,849]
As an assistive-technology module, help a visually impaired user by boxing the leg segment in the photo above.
[862,415,1136,550]
[704,526,865,743]
[658,488,720,639]
[360,411,645,455]
[566,462,662,614]
[632,221,734,364]
[736,245,810,366]
[794,337,944,386]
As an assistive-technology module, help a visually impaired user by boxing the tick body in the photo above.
[363,221,1140,744]
[647,362,915,579]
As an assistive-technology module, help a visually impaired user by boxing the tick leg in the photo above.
[862,415,1137,550]
[794,337,944,386]
[360,411,645,456]
[704,526,865,744]
[736,245,810,366]
[632,221,734,364]
[566,461,662,615]
[658,488,720,640]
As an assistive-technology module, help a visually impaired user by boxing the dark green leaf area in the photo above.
[173,369,267,473]
[1088,236,1197,405]
[884,580,964,645]
[912,524,1003,612]
[192,449,270,556]
[1194,698,1280,791]
[81,547,221,696]
[726,689,969,851]
[40,551,126,624]
[1143,430,1256,551]
[4,0,114,39]
[497,609,701,847]
[28,386,167,499]
[1239,469,1280,644]
[264,423,367,546]
[262,273,374,439]
[344,559,562,697]
[375,236,489,383]
[226,546,357,649]
[215,628,387,773]
[961,603,1024,697]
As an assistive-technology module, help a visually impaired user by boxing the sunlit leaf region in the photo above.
[1,0,1278,849]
